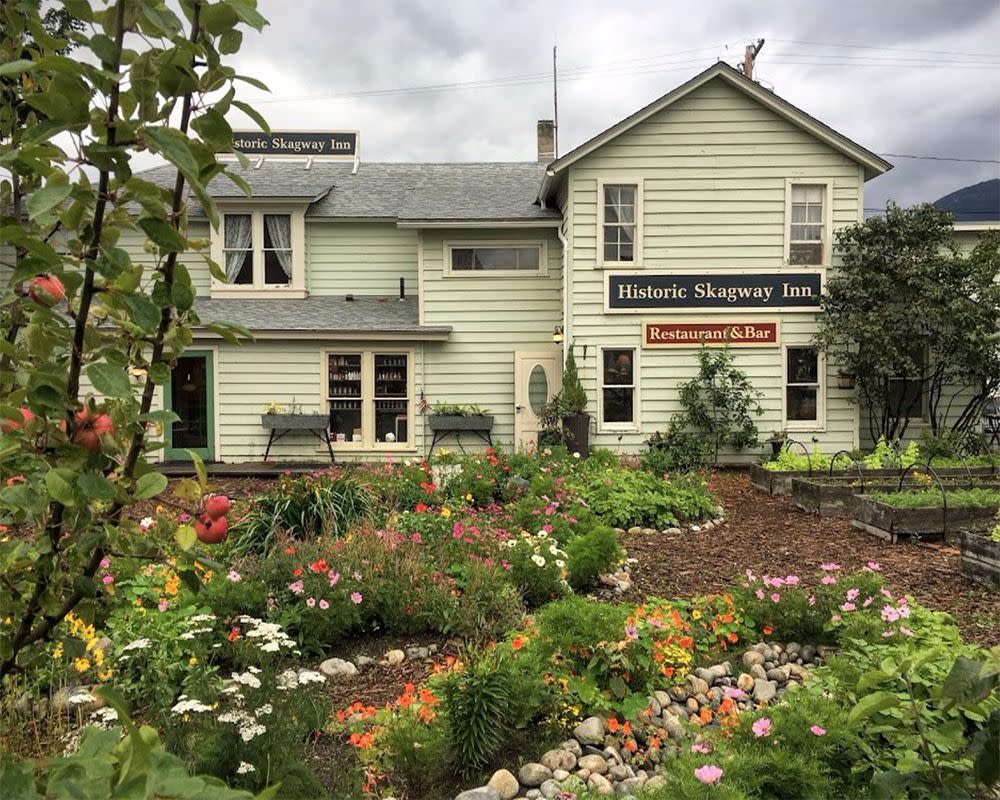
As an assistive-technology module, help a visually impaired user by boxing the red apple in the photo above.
[28,274,65,307]
[195,513,228,544]
[1,407,34,433]
[71,408,115,453]
[204,494,231,520]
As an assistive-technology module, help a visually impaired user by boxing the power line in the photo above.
[769,38,1000,60]
[877,153,1000,164]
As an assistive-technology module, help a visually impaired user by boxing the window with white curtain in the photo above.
[220,211,293,287]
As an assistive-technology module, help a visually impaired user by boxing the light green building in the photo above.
[132,62,902,463]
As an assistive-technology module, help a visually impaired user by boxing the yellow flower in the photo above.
[692,610,703,620]
[465,493,473,501]
[73,657,91,673]
[188,656,198,667]
[201,570,213,583]
[98,668,113,681]
[155,505,164,514]
[52,643,63,659]
[440,507,452,519]
[93,648,104,666]
[3,616,11,625]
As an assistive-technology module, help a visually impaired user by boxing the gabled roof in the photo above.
[933,178,1000,224]
[138,161,558,223]
[540,62,892,202]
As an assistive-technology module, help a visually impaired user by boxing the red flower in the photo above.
[763,625,774,636]
[227,627,240,642]
[292,567,303,578]
[309,558,329,573]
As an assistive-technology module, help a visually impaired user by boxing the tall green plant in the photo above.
[560,342,587,414]
[0,0,266,688]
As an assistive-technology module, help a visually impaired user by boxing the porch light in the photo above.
[552,325,564,344]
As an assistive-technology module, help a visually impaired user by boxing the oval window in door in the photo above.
[528,364,549,414]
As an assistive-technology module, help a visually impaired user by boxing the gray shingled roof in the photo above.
[138,161,558,222]
[193,295,450,335]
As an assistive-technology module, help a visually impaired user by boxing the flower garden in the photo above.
[1,446,998,800]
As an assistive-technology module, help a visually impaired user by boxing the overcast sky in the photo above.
[224,1,997,209]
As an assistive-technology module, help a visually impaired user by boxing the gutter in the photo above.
[557,223,568,367]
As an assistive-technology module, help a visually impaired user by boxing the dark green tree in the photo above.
[815,203,1000,441]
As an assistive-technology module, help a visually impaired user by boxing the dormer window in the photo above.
[212,207,307,297]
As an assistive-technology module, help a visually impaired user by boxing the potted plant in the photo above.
[767,429,788,457]
[260,400,328,430]
[427,403,494,432]
[559,343,591,457]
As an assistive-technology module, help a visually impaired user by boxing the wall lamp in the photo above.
[552,325,564,344]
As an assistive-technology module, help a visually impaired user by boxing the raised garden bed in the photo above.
[752,462,997,496]
[792,477,1000,518]
[960,530,1000,589]
[852,494,1000,544]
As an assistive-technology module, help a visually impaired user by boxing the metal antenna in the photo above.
[552,43,559,158]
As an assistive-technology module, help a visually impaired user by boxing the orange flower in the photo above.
[623,738,637,753]
[699,706,713,724]
[292,567,303,578]
[649,735,662,749]
[679,636,694,650]
[417,705,436,722]
[512,636,525,651]
[763,625,773,636]
[607,718,620,733]
[622,720,632,735]
[418,687,438,705]
[662,666,675,678]
[727,632,739,643]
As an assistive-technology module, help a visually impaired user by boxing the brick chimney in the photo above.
[537,119,555,164]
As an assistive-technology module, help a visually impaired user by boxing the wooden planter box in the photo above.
[427,414,494,432]
[960,530,1000,589]
[792,477,1000,518]
[852,495,1000,544]
[261,413,329,430]
[753,462,997,497]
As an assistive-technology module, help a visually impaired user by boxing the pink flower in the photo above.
[846,588,860,601]
[820,562,841,571]
[863,596,874,607]
[227,569,241,582]
[840,602,856,612]
[306,597,316,608]
[99,556,111,569]
[648,618,664,629]
[102,574,114,585]
[158,599,168,612]
[866,561,881,571]
[350,591,363,604]
[752,717,772,737]
[898,604,911,619]
[179,513,191,522]
[410,532,422,544]
[785,574,800,585]
[881,605,900,622]
[724,686,745,699]
[821,575,837,585]
[694,765,723,785]
[755,589,765,600]
[831,614,842,622]
[625,624,638,640]
[288,580,304,595]
[880,588,894,599]
[770,592,781,603]
[899,626,913,637]
[808,595,816,606]
[882,629,896,638]
[319,599,329,610]
[690,742,711,754]
[810,725,826,736]
[328,571,340,586]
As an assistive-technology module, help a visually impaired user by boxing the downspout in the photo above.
[557,224,568,367]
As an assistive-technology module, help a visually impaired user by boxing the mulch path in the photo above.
[626,472,1000,647]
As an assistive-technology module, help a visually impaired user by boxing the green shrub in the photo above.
[569,468,716,529]
[640,430,707,474]
[502,531,571,608]
[565,524,622,590]
[422,560,527,643]
[228,471,377,557]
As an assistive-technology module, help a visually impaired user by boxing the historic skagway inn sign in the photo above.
[232,131,358,157]
[115,61,923,463]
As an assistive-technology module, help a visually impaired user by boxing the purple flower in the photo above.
[694,765,723,785]
[102,574,114,585]
[328,570,340,586]
[625,624,638,640]
[723,686,745,699]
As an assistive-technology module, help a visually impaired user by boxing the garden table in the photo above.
[261,414,335,462]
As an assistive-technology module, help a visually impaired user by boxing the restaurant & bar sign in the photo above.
[607,272,822,312]
[643,321,779,347]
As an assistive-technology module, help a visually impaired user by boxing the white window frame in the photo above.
[597,345,640,433]
[321,349,416,451]
[782,344,825,431]
[210,203,307,298]
[597,178,644,268]
[443,240,548,277]
[783,179,833,267]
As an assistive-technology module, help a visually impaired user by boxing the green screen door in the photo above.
[165,351,215,461]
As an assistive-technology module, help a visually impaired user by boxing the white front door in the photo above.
[514,351,560,449]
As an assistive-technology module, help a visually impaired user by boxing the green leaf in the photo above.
[232,100,270,134]
[145,126,199,180]
[941,655,994,708]
[201,3,239,35]
[45,468,79,505]
[857,669,892,693]
[175,524,196,551]
[148,363,172,385]
[0,59,36,77]
[139,410,180,426]
[85,362,132,398]
[227,0,269,31]
[134,472,168,501]
[124,295,162,330]
[187,449,208,490]
[139,217,187,253]
[78,472,117,502]
[26,184,72,221]
[178,569,202,595]
[849,691,900,724]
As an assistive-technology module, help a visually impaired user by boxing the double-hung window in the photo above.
[787,183,827,265]
[327,351,412,447]
[213,209,305,296]
[887,345,928,421]
[600,182,641,265]
[600,347,637,429]
[784,346,822,428]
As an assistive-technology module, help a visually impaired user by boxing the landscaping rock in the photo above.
[384,649,405,666]
[588,773,615,795]
[736,672,755,692]
[573,715,605,745]
[742,650,765,668]
[662,717,687,740]
[753,678,778,704]
[406,646,430,660]
[539,780,562,799]
[627,526,641,536]
[51,686,105,715]
[540,748,576,772]
[686,674,710,696]
[318,658,357,679]
[646,775,666,790]
[664,527,682,535]
[578,754,608,774]
[766,666,791,683]
[562,739,583,758]
[653,690,671,708]
[518,763,551,787]
[487,769,519,800]
[456,789,501,800]
[749,664,768,680]
[354,655,375,668]
[552,768,570,781]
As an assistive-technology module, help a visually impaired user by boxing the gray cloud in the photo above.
[224,0,999,207]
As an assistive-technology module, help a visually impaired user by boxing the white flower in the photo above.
[531,554,546,567]
[555,559,565,568]
[171,698,213,715]
[239,721,266,742]
[536,529,548,539]
[90,707,118,723]
[122,638,151,651]
[237,762,256,775]
[573,451,581,458]
[139,516,155,531]
[189,614,216,623]
[247,666,262,674]
[259,641,280,653]
[276,669,299,690]
[549,544,559,555]
[231,671,262,689]
[255,703,273,717]
[296,670,326,685]
[67,690,97,706]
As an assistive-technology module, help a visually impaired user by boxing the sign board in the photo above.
[232,131,358,158]
[643,321,780,347]
[607,272,822,313]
